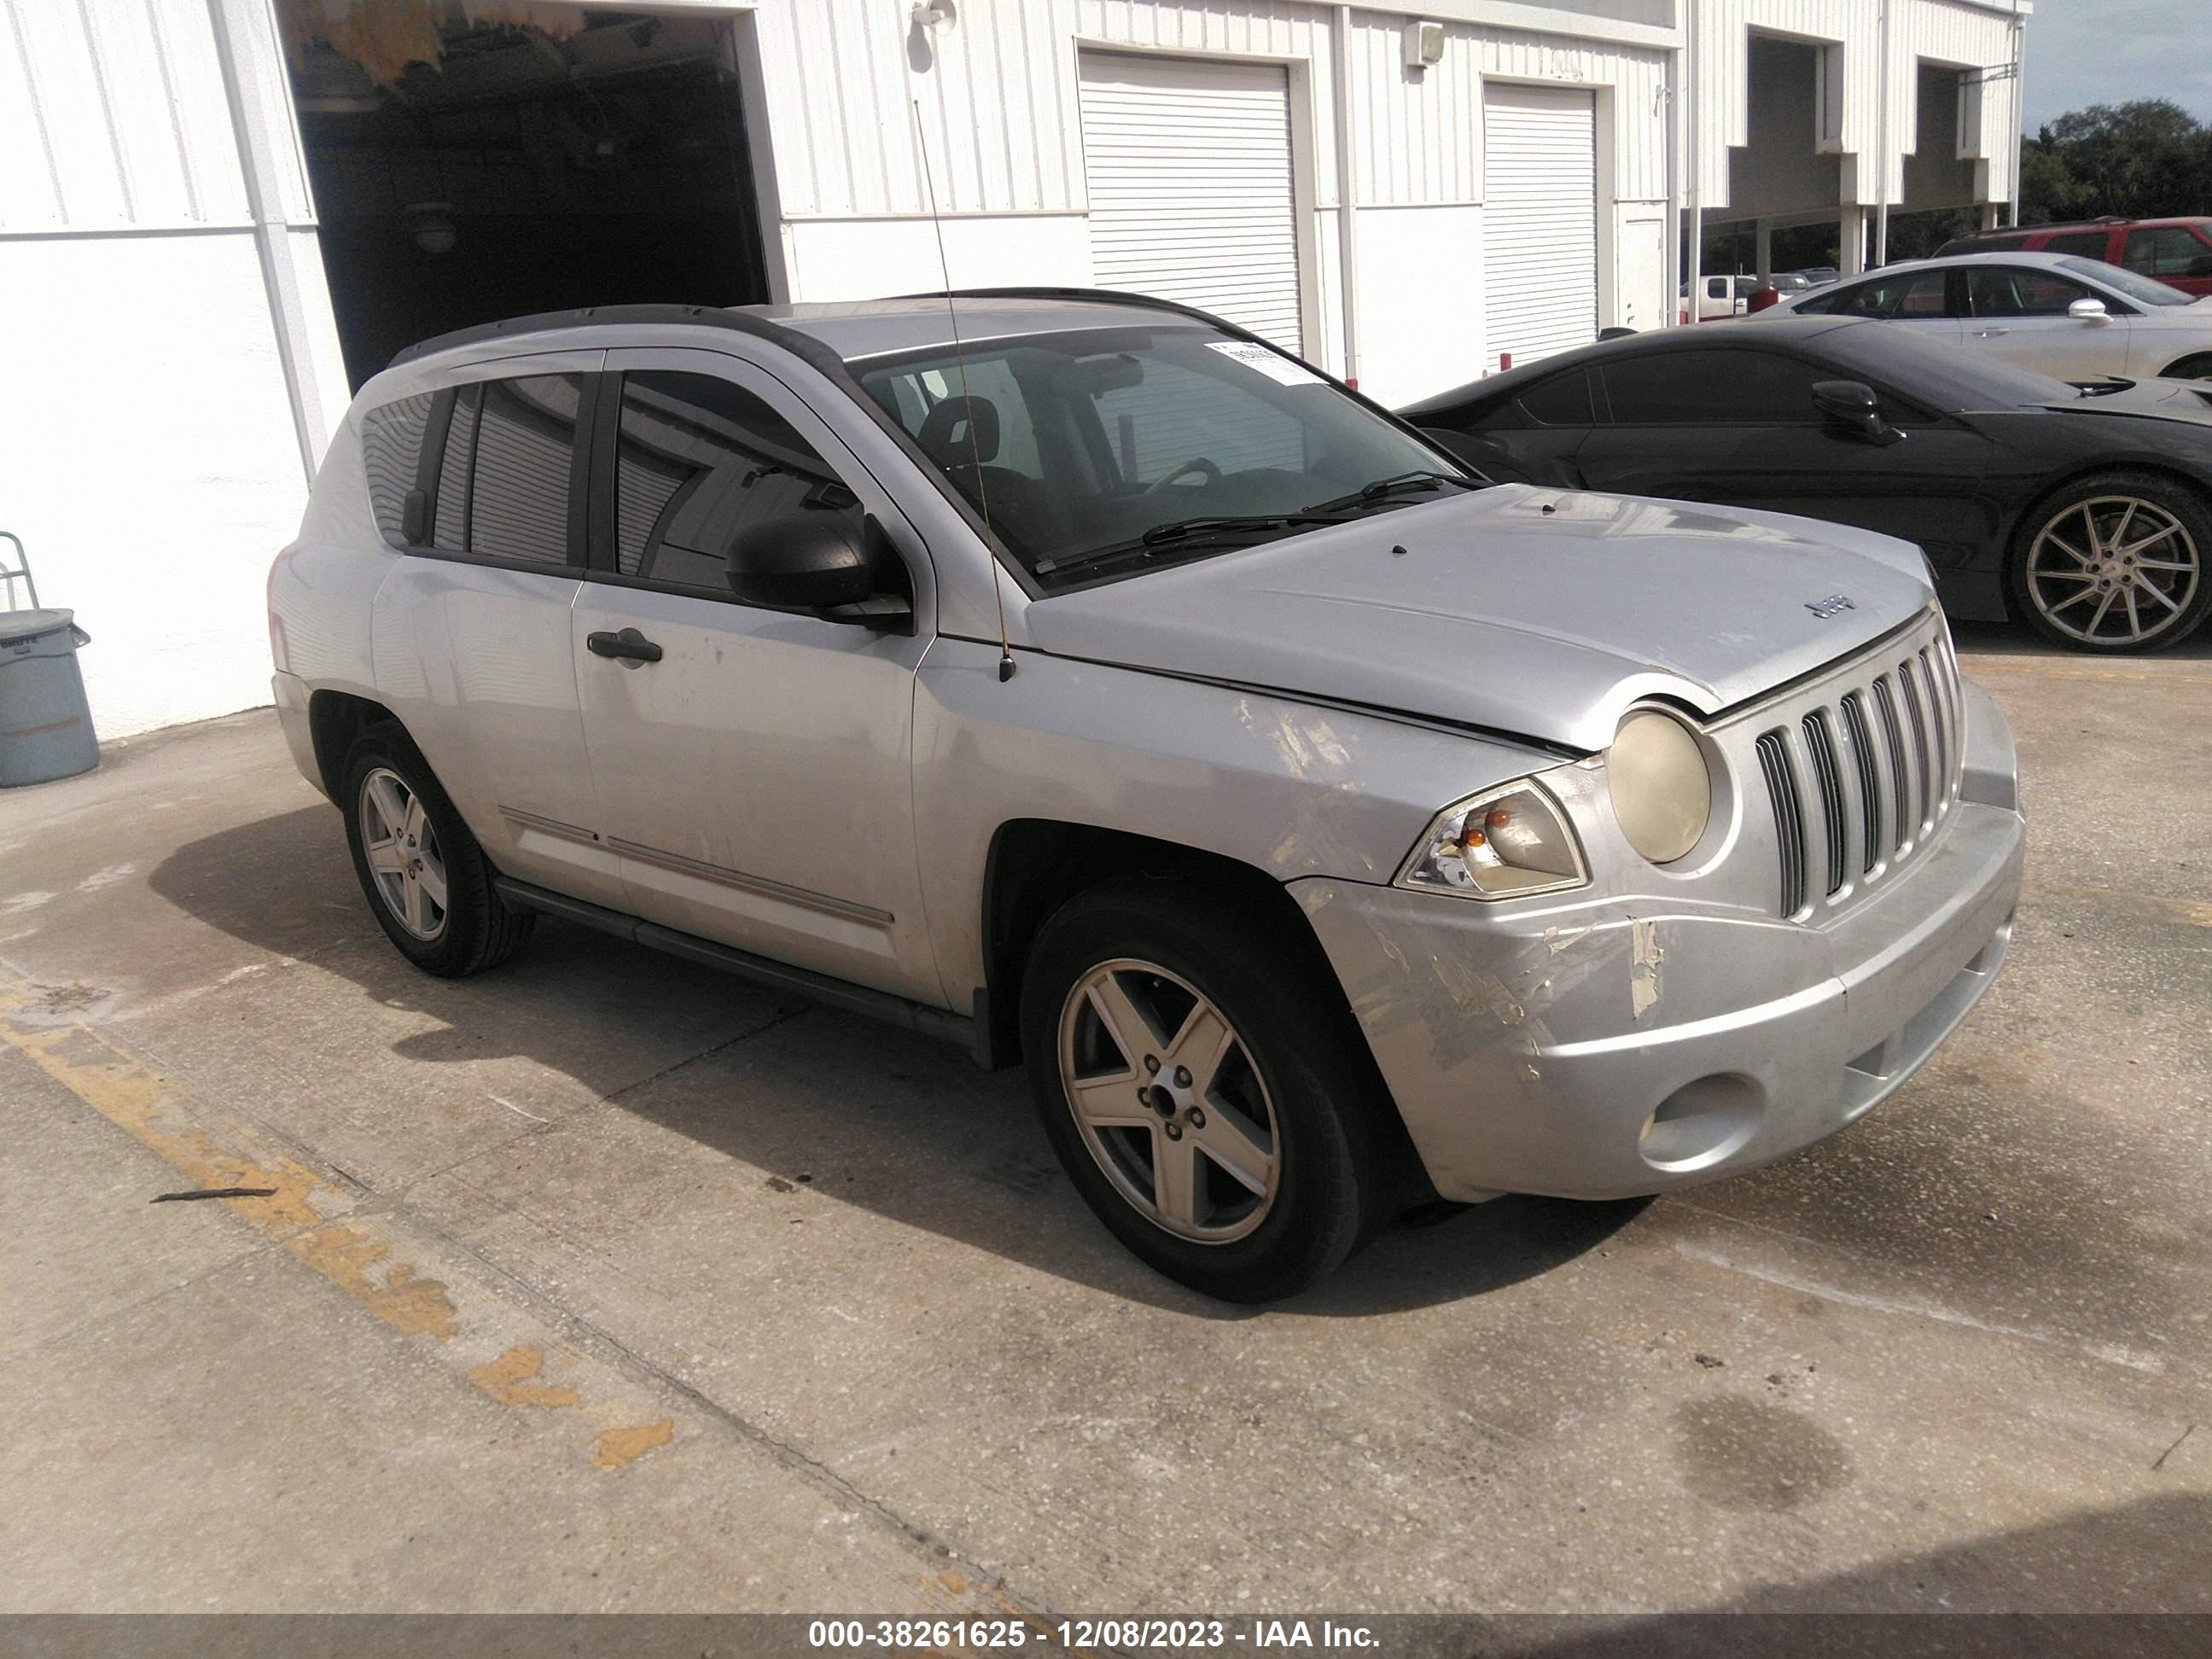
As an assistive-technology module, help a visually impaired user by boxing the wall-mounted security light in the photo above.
[1403,20,1445,72]
[405,202,457,256]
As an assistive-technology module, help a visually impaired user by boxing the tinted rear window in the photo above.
[1517,369,1595,427]
[1795,270,1947,318]
[360,393,436,547]
[464,375,586,567]
[2042,230,2112,259]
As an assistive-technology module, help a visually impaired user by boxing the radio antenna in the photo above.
[912,100,1015,683]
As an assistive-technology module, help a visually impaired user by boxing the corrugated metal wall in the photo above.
[757,0,1669,220]
[1687,0,2021,212]
[0,0,288,232]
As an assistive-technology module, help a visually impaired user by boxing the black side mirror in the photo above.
[726,511,911,631]
[1811,380,1903,446]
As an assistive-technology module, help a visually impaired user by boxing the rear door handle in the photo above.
[586,627,663,663]
[1973,328,2009,338]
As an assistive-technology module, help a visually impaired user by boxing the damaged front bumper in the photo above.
[1293,682,2024,1202]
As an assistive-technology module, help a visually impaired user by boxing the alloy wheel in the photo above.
[2024,495,2201,648]
[358,766,449,941]
[1057,959,1280,1243]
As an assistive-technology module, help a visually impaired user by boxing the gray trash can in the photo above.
[0,608,98,787]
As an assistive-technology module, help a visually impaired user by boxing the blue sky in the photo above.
[2021,0,2212,129]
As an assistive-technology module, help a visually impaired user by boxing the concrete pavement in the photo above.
[1,623,2207,1616]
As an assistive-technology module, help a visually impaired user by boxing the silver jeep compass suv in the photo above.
[267,291,2024,1300]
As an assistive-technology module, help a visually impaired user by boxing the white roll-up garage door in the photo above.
[1482,84,1597,372]
[1078,52,1304,356]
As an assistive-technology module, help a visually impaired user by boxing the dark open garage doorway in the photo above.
[282,6,771,387]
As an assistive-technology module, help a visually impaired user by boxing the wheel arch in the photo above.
[974,822,1339,1059]
[977,818,1441,1205]
[2156,352,2212,380]
[307,690,404,801]
[2001,458,2212,569]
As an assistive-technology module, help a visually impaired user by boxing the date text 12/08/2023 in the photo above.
[805,1618,1382,1650]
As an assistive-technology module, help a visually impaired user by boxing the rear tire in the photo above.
[2006,470,2212,653]
[340,723,534,976]
[1020,876,1382,1301]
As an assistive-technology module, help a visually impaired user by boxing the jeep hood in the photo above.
[1023,486,1936,752]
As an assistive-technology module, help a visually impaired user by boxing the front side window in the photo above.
[1602,349,1830,425]
[1966,267,2097,318]
[853,327,1464,591]
[609,370,864,595]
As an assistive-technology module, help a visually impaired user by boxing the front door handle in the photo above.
[586,627,663,664]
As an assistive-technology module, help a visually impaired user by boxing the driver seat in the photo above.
[915,395,1043,544]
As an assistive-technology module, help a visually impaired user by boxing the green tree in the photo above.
[2019,100,2212,224]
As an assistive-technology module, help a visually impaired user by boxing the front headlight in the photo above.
[1609,709,1712,864]
[1395,780,1587,900]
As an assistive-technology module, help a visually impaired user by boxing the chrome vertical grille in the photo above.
[1741,613,1965,919]
[1755,731,1806,918]
[1871,673,1912,853]
[1897,656,1934,838]
[1920,645,1951,796]
[1802,709,1848,897]
[1838,691,1883,875]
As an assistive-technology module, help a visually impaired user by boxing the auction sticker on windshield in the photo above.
[1208,341,1324,386]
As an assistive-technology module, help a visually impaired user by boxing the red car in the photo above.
[1937,217,2212,298]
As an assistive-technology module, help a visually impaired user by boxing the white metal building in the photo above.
[0,0,2027,740]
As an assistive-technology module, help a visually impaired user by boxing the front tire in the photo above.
[1020,876,1382,1301]
[2007,471,2212,653]
[340,723,534,976]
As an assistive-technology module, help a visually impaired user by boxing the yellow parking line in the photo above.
[0,964,673,1470]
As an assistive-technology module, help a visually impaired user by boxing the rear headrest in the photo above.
[917,395,1000,468]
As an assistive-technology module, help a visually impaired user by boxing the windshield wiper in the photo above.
[1034,512,1351,579]
[1141,511,1352,546]
[1301,469,1477,515]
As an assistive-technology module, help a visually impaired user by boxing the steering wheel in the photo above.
[1143,457,1221,495]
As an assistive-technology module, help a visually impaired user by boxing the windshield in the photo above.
[852,326,1470,589]
[2058,257,2193,307]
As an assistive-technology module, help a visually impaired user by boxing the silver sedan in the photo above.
[1758,250,2212,382]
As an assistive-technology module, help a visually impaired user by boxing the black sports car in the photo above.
[1400,316,2212,653]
